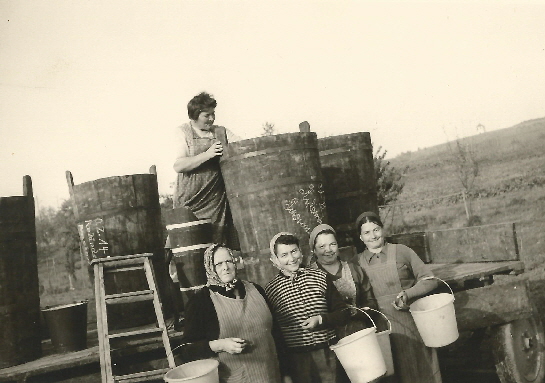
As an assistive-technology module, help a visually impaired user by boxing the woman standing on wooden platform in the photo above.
[353,211,442,383]
[172,91,240,248]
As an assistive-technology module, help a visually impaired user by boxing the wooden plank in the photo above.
[428,222,519,263]
[105,290,154,304]
[388,232,431,263]
[430,261,524,287]
[115,368,170,382]
[109,327,163,340]
[0,334,182,382]
[453,279,533,331]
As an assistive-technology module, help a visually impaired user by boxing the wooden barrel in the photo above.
[164,207,213,305]
[220,132,327,286]
[0,176,42,368]
[66,170,170,328]
[318,132,379,248]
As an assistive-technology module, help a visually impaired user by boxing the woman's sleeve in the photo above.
[399,245,439,300]
[178,288,219,362]
[321,274,351,328]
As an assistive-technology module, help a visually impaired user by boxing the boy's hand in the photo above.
[301,315,321,330]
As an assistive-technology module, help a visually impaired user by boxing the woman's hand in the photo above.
[301,315,321,330]
[209,338,246,354]
[393,291,409,310]
[206,141,223,159]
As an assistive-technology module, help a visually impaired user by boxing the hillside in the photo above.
[385,117,545,268]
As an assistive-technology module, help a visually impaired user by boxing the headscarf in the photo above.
[203,243,238,291]
[309,224,336,251]
[269,232,306,279]
[269,232,295,258]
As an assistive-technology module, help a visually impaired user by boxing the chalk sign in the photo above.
[283,184,327,233]
[77,217,110,263]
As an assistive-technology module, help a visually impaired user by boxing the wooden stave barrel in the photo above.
[220,132,328,287]
[164,207,213,305]
[0,176,42,368]
[67,172,170,328]
[318,132,379,248]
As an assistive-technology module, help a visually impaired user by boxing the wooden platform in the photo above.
[0,327,184,383]
[429,261,524,289]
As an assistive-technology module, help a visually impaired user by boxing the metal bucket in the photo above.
[42,301,88,353]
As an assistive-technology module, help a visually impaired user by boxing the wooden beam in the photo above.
[453,279,533,331]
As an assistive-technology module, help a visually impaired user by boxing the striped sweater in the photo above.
[265,267,350,352]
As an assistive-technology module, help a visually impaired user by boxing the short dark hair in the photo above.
[187,92,217,120]
[274,234,300,255]
[356,214,384,234]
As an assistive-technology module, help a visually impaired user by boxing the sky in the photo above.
[1,0,545,209]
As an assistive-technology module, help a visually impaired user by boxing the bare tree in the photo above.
[448,137,480,221]
[261,122,276,136]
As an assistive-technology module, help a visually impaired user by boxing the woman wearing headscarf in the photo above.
[353,211,442,383]
[309,224,378,311]
[265,232,351,383]
[308,224,379,383]
[179,244,282,383]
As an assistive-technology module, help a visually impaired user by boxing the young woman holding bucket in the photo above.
[178,244,282,383]
[308,224,380,383]
[308,224,379,329]
[354,211,442,383]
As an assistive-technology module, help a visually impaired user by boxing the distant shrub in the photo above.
[374,146,408,206]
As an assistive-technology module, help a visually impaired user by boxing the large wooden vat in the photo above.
[66,170,170,328]
[164,207,212,305]
[318,132,379,248]
[0,176,42,368]
[220,132,327,286]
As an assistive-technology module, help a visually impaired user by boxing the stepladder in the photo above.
[93,253,176,383]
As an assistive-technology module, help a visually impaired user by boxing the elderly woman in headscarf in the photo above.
[265,232,351,383]
[179,243,282,383]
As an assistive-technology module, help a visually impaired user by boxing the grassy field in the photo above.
[386,117,545,322]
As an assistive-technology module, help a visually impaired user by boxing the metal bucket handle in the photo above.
[359,307,392,333]
[421,276,455,300]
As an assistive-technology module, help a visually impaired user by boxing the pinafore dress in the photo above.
[209,281,281,383]
[358,244,442,383]
[174,123,238,248]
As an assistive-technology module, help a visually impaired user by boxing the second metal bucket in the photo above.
[42,301,88,353]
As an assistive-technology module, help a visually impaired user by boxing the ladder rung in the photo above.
[114,368,171,382]
[109,327,163,340]
[107,265,144,273]
[105,290,154,304]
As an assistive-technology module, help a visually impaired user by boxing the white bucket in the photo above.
[409,277,459,348]
[164,359,219,383]
[330,327,386,383]
[364,307,394,377]
[376,329,394,377]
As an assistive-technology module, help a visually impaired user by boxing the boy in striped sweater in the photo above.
[265,232,351,383]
